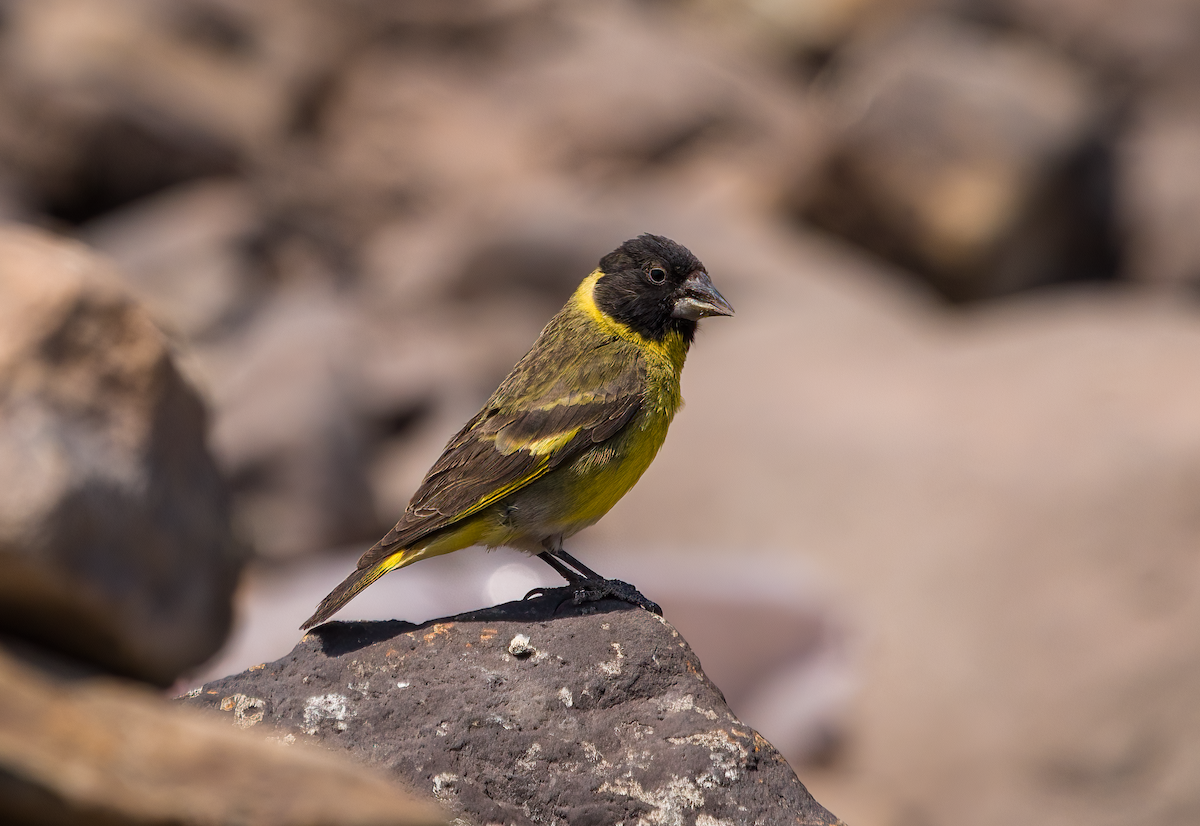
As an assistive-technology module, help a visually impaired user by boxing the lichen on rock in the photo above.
[183,594,841,826]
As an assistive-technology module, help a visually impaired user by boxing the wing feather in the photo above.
[356,328,644,569]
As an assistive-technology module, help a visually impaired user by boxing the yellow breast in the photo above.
[527,272,687,532]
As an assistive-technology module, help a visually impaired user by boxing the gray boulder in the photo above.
[0,225,242,685]
[182,595,842,826]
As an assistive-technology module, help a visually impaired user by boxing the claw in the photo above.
[523,585,574,615]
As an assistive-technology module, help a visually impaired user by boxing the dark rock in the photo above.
[0,642,447,826]
[0,0,348,223]
[38,105,241,226]
[182,595,843,826]
[0,225,242,685]
[796,16,1116,301]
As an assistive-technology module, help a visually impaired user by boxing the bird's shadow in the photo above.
[305,586,641,658]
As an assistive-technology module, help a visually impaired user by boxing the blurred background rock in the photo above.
[0,0,1198,824]
[0,225,444,824]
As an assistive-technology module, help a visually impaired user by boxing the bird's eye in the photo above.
[647,266,667,285]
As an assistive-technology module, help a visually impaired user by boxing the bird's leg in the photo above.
[533,550,585,584]
[521,541,586,603]
[524,538,662,615]
[552,549,603,580]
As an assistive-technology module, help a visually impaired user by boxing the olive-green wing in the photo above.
[356,331,645,568]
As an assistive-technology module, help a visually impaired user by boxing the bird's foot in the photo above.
[571,578,662,615]
[523,579,662,616]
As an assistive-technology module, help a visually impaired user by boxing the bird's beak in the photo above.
[671,271,734,320]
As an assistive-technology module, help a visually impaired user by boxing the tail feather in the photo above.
[300,551,407,630]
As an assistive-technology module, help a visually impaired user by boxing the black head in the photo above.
[594,234,733,343]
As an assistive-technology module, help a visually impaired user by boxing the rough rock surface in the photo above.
[0,643,446,826]
[182,595,841,826]
[0,226,242,685]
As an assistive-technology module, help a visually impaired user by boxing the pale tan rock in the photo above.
[1118,94,1200,288]
[0,644,446,826]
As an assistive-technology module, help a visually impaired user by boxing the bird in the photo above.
[301,234,733,630]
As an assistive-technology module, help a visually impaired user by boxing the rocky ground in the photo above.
[183,596,841,826]
[2,1,1200,825]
